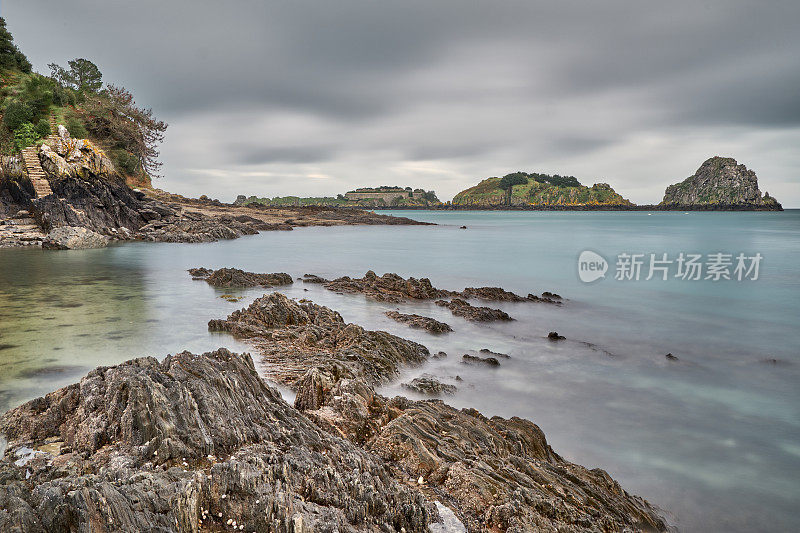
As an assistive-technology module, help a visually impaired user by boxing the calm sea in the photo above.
[1,209,798,532]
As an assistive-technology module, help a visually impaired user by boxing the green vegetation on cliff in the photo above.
[0,18,166,187]
[453,171,631,207]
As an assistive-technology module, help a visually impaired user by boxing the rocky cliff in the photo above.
[453,174,632,208]
[660,156,782,210]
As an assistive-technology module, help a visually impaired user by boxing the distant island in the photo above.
[234,186,442,208]
[451,171,633,208]
[431,158,782,211]
[231,158,784,212]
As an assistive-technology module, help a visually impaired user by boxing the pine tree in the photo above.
[0,18,32,73]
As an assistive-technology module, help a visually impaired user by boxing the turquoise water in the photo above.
[1,210,799,532]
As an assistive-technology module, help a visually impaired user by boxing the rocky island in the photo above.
[451,172,633,209]
[659,156,782,210]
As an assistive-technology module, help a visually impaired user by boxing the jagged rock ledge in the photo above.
[310,270,561,305]
[205,292,669,531]
[0,292,669,531]
[189,267,293,288]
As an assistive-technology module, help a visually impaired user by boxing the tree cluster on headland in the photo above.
[0,18,166,187]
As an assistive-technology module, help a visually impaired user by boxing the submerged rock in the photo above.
[0,349,434,532]
[189,267,293,288]
[435,298,513,322]
[300,273,329,284]
[42,226,109,250]
[402,375,458,395]
[384,311,453,334]
[462,354,501,367]
[479,348,510,358]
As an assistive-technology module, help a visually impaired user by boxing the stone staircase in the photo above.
[21,118,61,198]
[0,209,45,247]
[22,145,53,198]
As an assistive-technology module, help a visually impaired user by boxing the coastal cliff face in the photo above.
[660,156,782,209]
[453,175,632,208]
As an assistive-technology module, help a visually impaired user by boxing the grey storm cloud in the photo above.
[5,0,800,204]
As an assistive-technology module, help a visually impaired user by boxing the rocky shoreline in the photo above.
[0,272,671,532]
[0,127,432,249]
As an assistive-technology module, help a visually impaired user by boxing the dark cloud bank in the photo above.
[6,1,800,204]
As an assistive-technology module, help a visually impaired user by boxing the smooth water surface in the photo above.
[1,210,799,532]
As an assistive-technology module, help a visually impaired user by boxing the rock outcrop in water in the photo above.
[660,156,782,210]
[323,271,455,302]
[0,349,434,532]
[384,311,453,334]
[207,292,669,532]
[435,298,513,322]
[208,293,430,389]
[316,271,564,307]
[189,267,293,288]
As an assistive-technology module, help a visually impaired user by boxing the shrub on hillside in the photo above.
[3,101,33,131]
[34,118,50,139]
[65,116,88,138]
[13,122,36,151]
[110,148,140,175]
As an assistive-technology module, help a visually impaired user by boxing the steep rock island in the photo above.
[660,156,782,210]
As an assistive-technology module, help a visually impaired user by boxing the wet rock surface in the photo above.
[435,298,513,322]
[384,311,453,334]
[208,292,668,532]
[317,271,564,309]
[208,292,429,389]
[1,289,669,533]
[189,267,293,288]
[324,270,455,302]
[462,354,501,367]
[402,375,458,395]
[460,286,527,302]
[0,349,434,532]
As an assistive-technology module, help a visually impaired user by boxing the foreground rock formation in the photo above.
[660,156,782,210]
[0,349,433,532]
[0,291,669,532]
[207,292,669,532]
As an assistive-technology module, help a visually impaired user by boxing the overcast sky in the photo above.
[5,1,800,205]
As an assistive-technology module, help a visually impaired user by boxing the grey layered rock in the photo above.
[0,349,434,532]
[384,311,453,334]
[42,226,109,250]
[211,292,669,531]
